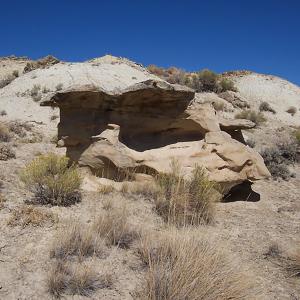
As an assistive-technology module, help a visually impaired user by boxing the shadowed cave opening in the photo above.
[223,181,260,202]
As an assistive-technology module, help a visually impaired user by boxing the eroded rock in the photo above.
[41,59,270,193]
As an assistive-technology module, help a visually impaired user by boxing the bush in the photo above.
[235,110,266,126]
[0,122,11,142]
[8,121,32,138]
[30,84,42,102]
[197,69,219,92]
[212,101,226,111]
[0,74,16,88]
[155,162,220,226]
[0,143,16,160]
[219,78,237,92]
[136,229,251,299]
[12,70,19,77]
[259,101,276,114]
[246,139,256,148]
[0,110,7,116]
[286,106,297,116]
[261,142,299,179]
[20,153,81,206]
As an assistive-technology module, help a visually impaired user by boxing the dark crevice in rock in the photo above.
[223,181,260,202]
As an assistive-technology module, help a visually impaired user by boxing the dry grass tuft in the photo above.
[235,110,266,126]
[50,222,106,260]
[155,162,220,226]
[259,101,276,114]
[47,260,112,298]
[20,153,81,206]
[7,205,57,227]
[93,207,138,248]
[136,228,252,300]
[98,184,115,194]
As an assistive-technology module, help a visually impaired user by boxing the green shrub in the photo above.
[20,153,81,206]
[155,162,220,226]
[259,101,276,114]
[235,110,266,126]
[197,69,218,92]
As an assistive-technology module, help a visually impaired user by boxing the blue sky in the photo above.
[1,0,300,85]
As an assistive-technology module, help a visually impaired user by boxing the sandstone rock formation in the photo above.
[41,60,270,194]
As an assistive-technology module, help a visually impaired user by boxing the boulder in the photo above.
[41,59,270,193]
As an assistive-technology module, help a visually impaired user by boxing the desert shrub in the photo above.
[261,142,298,179]
[20,153,81,206]
[136,229,251,300]
[0,122,11,142]
[0,74,16,88]
[56,83,63,91]
[155,162,220,226]
[293,129,300,145]
[50,222,106,260]
[93,208,138,248]
[0,110,7,116]
[12,70,19,77]
[259,101,276,114]
[7,205,57,227]
[30,84,42,102]
[235,110,266,126]
[219,78,237,92]
[0,143,16,160]
[8,121,32,138]
[0,195,5,209]
[286,106,297,116]
[47,260,112,298]
[197,69,219,92]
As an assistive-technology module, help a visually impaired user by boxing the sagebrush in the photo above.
[20,153,81,206]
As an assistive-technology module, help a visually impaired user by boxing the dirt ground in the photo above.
[0,140,299,300]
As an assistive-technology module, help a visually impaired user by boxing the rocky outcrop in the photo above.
[41,59,270,193]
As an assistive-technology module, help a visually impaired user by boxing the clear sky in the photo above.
[1,0,300,85]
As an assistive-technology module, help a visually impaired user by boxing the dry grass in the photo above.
[235,110,266,126]
[155,162,220,226]
[7,205,57,227]
[93,207,138,248]
[47,260,112,298]
[98,184,115,194]
[0,194,5,209]
[136,228,252,300]
[20,153,81,206]
[50,222,106,260]
[121,181,159,199]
